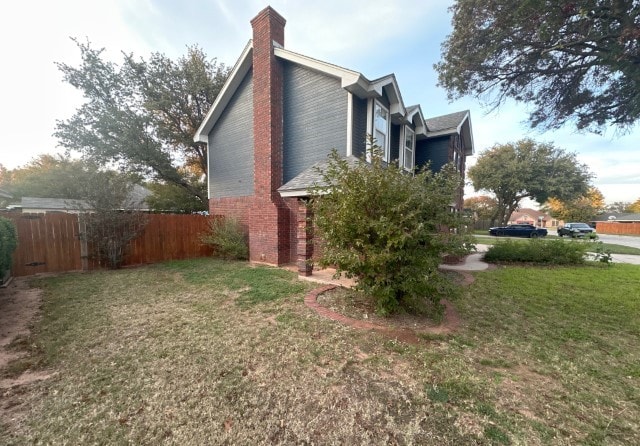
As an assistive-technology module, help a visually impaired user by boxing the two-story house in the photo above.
[194,6,474,274]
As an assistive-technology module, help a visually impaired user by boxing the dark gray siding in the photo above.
[208,69,254,198]
[282,61,348,183]
[390,124,400,163]
[352,96,367,158]
[416,136,450,172]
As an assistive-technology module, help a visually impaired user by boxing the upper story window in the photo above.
[403,126,415,171]
[374,101,390,161]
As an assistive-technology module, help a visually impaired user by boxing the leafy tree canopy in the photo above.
[55,40,228,203]
[464,195,499,221]
[629,198,640,213]
[468,139,593,225]
[313,146,472,316]
[436,0,640,132]
[604,201,633,213]
[1,154,112,201]
[544,187,605,222]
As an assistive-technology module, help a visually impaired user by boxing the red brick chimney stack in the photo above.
[248,6,291,264]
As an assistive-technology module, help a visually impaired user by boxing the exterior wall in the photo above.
[351,96,368,158]
[208,69,254,199]
[282,61,348,182]
[416,135,449,171]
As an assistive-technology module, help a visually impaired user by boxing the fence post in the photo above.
[78,214,89,271]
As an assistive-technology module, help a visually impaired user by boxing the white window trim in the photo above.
[373,100,390,162]
[346,92,353,157]
[402,126,415,172]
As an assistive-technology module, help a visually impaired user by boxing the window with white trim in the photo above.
[403,126,415,171]
[373,101,390,161]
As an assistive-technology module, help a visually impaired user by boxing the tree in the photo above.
[468,139,592,226]
[464,195,498,221]
[79,173,148,269]
[605,201,632,213]
[312,146,472,316]
[629,198,640,213]
[436,0,640,133]
[145,179,207,213]
[55,40,228,203]
[544,187,605,222]
[1,154,106,201]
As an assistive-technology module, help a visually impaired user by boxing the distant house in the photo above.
[0,189,12,199]
[591,213,640,224]
[17,185,151,213]
[508,208,559,228]
[194,6,475,271]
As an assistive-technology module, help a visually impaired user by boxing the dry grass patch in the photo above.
[0,259,638,445]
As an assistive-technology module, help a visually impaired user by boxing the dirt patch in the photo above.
[0,277,49,432]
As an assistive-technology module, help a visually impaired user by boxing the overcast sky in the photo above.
[1,0,638,204]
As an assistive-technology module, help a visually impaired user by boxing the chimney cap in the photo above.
[250,6,286,27]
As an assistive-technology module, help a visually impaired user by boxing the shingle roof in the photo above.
[425,110,469,133]
[278,156,362,197]
[592,213,640,222]
[20,185,152,211]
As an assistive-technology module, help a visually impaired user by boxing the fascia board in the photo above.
[274,47,365,87]
[193,40,254,143]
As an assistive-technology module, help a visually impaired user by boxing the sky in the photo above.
[1,0,638,205]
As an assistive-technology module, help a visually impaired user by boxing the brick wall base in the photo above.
[209,196,297,266]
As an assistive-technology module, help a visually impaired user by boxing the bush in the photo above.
[483,239,589,265]
[312,145,472,316]
[0,217,18,279]
[201,217,248,260]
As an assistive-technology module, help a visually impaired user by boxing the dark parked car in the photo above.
[489,224,548,238]
[557,222,597,238]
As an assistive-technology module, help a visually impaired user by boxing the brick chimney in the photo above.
[248,6,292,265]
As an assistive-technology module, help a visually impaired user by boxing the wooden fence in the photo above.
[595,222,640,235]
[1,212,214,277]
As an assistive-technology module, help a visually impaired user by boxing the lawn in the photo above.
[1,259,639,444]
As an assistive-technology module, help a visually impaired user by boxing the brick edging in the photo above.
[304,286,460,344]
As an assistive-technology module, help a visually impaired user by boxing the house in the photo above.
[194,6,474,273]
[17,185,151,213]
[508,208,559,228]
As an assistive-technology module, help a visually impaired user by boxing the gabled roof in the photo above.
[194,40,436,143]
[425,110,474,155]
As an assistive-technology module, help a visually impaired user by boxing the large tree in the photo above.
[0,154,107,201]
[468,139,592,225]
[544,187,605,221]
[464,195,499,221]
[55,40,228,203]
[436,0,640,132]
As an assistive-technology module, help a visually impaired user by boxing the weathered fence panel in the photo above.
[595,222,640,235]
[125,214,213,266]
[3,213,82,276]
[1,212,214,277]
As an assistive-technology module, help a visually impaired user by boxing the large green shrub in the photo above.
[0,217,18,278]
[201,217,249,260]
[484,239,589,264]
[312,146,472,316]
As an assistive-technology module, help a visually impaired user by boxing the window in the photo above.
[374,101,390,160]
[403,126,414,171]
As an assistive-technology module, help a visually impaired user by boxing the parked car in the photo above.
[557,222,597,238]
[489,224,548,238]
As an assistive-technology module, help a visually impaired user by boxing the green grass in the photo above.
[2,258,639,444]
[475,234,640,255]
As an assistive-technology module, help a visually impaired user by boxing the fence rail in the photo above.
[1,212,213,277]
[595,222,640,235]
